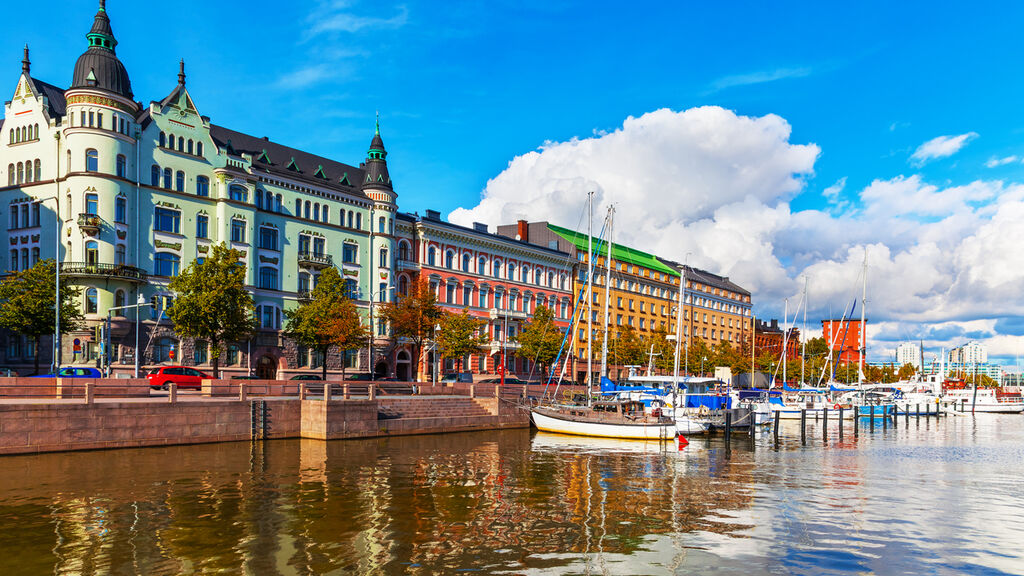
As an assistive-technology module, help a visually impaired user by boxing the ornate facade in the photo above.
[1,2,397,377]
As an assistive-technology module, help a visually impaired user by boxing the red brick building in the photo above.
[754,319,800,360]
[821,319,865,364]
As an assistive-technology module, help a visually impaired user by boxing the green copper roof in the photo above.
[546,223,680,277]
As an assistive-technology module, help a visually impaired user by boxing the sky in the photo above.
[6,0,1024,366]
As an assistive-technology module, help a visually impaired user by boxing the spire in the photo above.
[87,0,118,52]
[375,110,380,135]
[178,59,186,86]
[363,118,392,192]
[21,45,29,75]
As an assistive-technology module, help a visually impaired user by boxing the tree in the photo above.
[377,278,443,381]
[0,259,83,374]
[285,267,367,379]
[896,363,916,381]
[607,326,646,368]
[167,243,255,378]
[436,309,488,373]
[517,304,564,379]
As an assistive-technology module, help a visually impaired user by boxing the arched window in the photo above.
[355,213,362,229]
[379,248,388,268]
[187,139,194,154]
[427,247,437,266]
[507,262,515,280]
[322,203,328,222]
[25,161,32,183]
[378,216,386,233]
[115,196,126,223]
[275,194,282,213]
[83,147,97,170]
[163,168,172,189]
[34,124,39,139]
[17,162,24,184]
[535,267,542,286]
[462,254,471,272]
[229,184,248,202]
[478,256,486,274]
[196,175,209,197]
[196,142,204,156]
[114,289,125,310]
[6,164,13,186]
[85,241,99,266]
[399,241,410,260]
[116,154,126,178]
[7,130,12,145]
[304,201,311,219]
[116,244,126,265]
[398,275,408,296]
[347,211,353,228]
[155,252,180,277]
[256,190,264,209]
[445,251,454,269]
[522,265,529,282]
[494,259,502,278]
[258,266,278,290]
[295,198,302,215]
[159,132,166,147]
[548,272,554,287]
[151,165,160,186]
[85,288,98,314]
[33,159,40,181]
[177,136,184,151]
[175,170,185,192]
[167,133,174,148]
[265,191,273,211]
[313,203,320,221]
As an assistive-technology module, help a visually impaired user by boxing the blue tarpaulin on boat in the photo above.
[830,384,858,392]
[685,395,731,410]
[769,397,786,406]
[599,377,664,395]
[783,384,827,393]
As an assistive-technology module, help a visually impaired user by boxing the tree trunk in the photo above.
[34,334,41,376]
[211,338,219,378]
[414,342,422,382]
[321,346,329,380]
[341,349,347,381]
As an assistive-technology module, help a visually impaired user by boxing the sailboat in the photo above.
[530,200,680,440]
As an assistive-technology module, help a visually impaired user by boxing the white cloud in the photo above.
[985,155,1020,168]
[707,67,813,93]
[910,132,978,165]
[449,107,1024,364]
[307,3,409,37]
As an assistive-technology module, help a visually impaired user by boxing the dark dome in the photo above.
[71,47,133,99]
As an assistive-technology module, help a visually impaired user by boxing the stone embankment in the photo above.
[0,379,563,456]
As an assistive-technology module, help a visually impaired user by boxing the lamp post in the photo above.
[701,355,707,378]
[39,189,61,374]
[105,297,151,377]
[433,323,441,383]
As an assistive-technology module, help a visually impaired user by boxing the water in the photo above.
[1,415,1023,575]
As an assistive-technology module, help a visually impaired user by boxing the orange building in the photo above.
[821,319,865,364]
[754,319,800,361]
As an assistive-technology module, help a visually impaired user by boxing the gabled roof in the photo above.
[208,124,368,195]
[546,223,679,277]
[660,259,752,297]
[32,79,67,117]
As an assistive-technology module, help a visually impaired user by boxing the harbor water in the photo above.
[1,414,1022,575]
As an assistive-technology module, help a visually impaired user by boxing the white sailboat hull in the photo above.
[530,409,678,440]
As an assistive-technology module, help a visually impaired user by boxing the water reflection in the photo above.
[0,415,1022,574]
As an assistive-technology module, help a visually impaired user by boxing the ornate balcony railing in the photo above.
[77,213,101,234]
[61,262,147,282]
[297,289,313,301]
[297,251,333,269]
[489,308,529,321]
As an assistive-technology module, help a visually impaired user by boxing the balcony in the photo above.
[489,308,529,321]
[489,340,521,354]
[61,262,147,283]
[77,213,102,235]
[297,251,333,269]
[297,289,313,301]
[396,257,420,272]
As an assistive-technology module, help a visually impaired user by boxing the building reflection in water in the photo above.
[0,430,764,574]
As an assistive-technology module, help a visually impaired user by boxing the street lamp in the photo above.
[104,295,151,377]
[37,193,61,374]
[701,355,707,377]
[432,323,441,383]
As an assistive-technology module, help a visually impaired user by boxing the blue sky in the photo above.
[6,1,1024,364]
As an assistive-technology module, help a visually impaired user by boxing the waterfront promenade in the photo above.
[0,379,566,455]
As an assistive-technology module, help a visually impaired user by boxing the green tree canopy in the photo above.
[436,309,488,373]
[285,267,367,379]
[517,304,564,379]
[0,259,83,374]
[377,278,443,381]
[168,243,254,378]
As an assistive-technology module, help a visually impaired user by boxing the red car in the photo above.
[147,366,211,390]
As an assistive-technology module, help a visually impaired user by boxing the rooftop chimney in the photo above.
[472,222,488,233]
[517,220,529,242]
[425,209,441,221]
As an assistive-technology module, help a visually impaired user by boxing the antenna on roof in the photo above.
[178,59,186,86]
[22,45,29,75]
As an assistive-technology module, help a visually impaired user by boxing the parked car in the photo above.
[478,377,527,385]
[344,373,376,381]
[0,367,18,377]
[30,367,103,378]
[440,372,473,383]
[146,366,211,390]
[290,374,323,381]
[231,375,258,380]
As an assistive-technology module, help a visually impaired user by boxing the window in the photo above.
[259,227,278,250]
[229,184,248,202]
[197,142,204,156]
[230,219,246,243]
[114,289,125,310]
[159,132,166,147]
[6,164,12,186]
[479,288,488,308]
[508,263,515,280]
[116,154,126,178]
[116,244,125,265]
[295,199,302,215]
[163,168,172,189]
[187,139,194,155]
[85,288,98,314]
[227,345,239,366]
[347,211,353,228]
[196,214,208,239]
[427,247,436,266]
[178,136,184,151]
[115,196,126,223]
[8,250,16,272]
[330,244,353,266]
[97,113,104,129]
[478,256,486,274]
[398,275,408,295]
[313,203,320,221]
[445,251,454,269]
[85,241,99,266]
[20,205,28,229]
[379,247,388,268]
[25,161,33,183]
[463,285,472,305]
[304,201,311,219]
[194,341,208,364]
[175,171,185,192]
[378,216,386,233]
[151,165,160,186]
[258,266,278,290]
[155,252,180,276]
[85,149,99,172]
[154,207,180,233]
[446,284,455,303]
[31,247,39,265]
[355,213,362,229]
[298,272,311,293]
[256,191,264,210]
[191,176,209,199]
[152,337,177,363]
[344,279,358,299]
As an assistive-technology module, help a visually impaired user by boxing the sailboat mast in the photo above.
[586,192,594,404]
[801,277,807,386]
[600,208,613,378]
[672,260,684,398]
[783,298,788,386]
[859,249,867,382]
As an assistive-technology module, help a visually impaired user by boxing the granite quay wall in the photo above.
[0,379,532,456]
[0,378,151,399]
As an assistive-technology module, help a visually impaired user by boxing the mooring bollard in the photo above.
[342,383,349,400]
[916,403,920,419]
[870,406,875,430]
[298,382,307,401]
[882,406,888,430]
[905,405,910,425]
[800,409,807,445]
[724,411,732,445]
[854,407,860,436]
[168,382,178,404]
[369,383,376,400]
[838,407,844,440]
[773,413,780,444]
[324,382,332,402]
[238,383,247,402]
[84,382,95,405]
[823,405,829,442]
[469,384,476,399]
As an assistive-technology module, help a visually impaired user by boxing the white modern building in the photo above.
[949,341,988,366]
[896,341,923,370]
